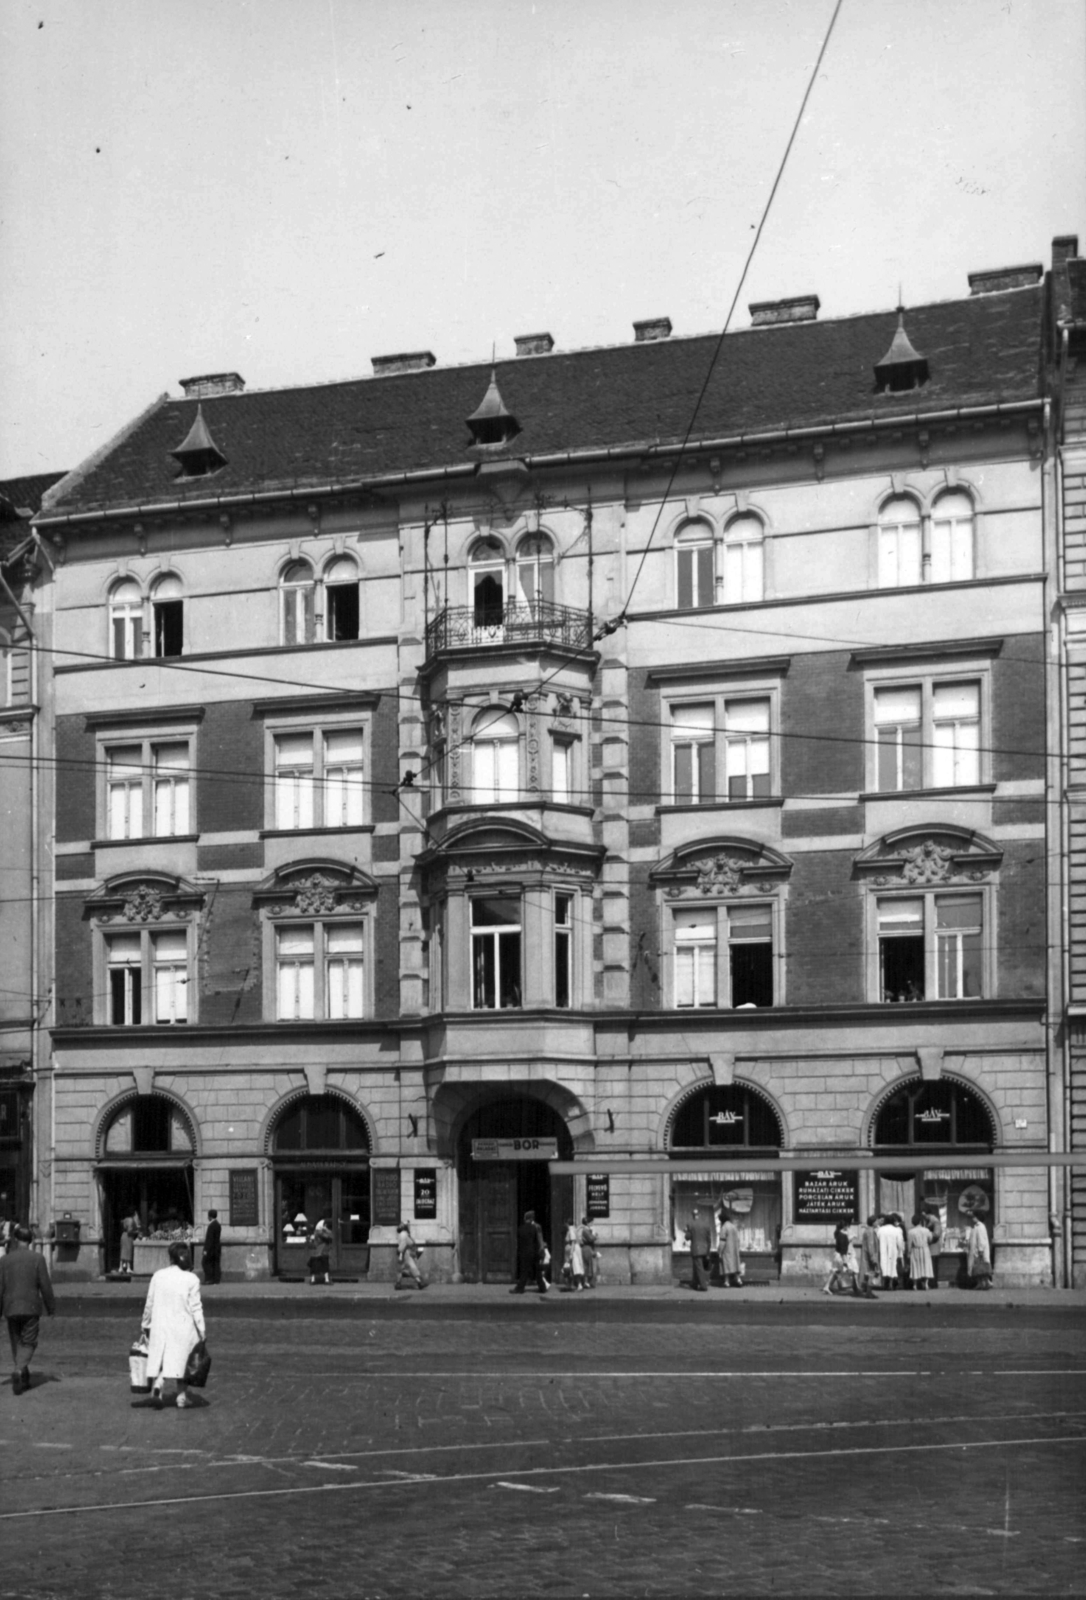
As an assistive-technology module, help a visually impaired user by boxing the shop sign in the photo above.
[413,1168,437,1220]
[794,1169,859,1223]
[586,1173,610,1218]
[675,1170,768,1184]
[372,1168,402,1227]
[472,1138,558,1161]
[228,1169,259,1228]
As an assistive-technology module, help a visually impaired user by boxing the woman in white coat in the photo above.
[141,1241,205,1407]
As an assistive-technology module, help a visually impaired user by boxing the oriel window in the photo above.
[471,897,522,1010]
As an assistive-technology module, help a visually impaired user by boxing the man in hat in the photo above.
[511,1210,549,1294]
[0,1225,56,1394]
[201,1210,222,1285]
[395,1221,426,1289]
[685,1207,712,1291]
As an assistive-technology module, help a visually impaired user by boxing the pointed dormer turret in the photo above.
[466,369,520,446]
[169,404,228,477]
[874,307,929,393]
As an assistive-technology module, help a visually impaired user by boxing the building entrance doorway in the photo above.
[270,1095,371,1278]
[97,1094,196,1272]
[457,1096,574,1283]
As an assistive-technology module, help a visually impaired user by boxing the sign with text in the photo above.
[794,1169,858,1223]
[372,1168,402,1228]
[228,1169,259,1228]
[472,1138,558,1162]
[413,1168,437,1220]
[586,1173,610,1219]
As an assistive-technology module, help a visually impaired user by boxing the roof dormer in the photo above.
[874,307,929,393]
[466,369,520,447]
[169,405,228,477]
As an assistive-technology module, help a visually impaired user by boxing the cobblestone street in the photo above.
[1,1292,1084,1598]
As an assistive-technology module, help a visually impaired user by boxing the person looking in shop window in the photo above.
[717,1209,743,1288]
[964,1211,992,1289]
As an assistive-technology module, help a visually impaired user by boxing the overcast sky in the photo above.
[0,0,1082,480]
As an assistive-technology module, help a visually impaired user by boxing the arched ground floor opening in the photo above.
[270,1094,372,1279]
[456,1095,575,1283]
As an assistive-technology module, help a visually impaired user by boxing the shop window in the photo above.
[675,521,714,610]
[672,901,774,1009]
[151,575,184,658]
[109,580,144,660]
[667,690,777,805]
[272,727,365,829]
[930,491,975,583]
[471,896,522,1009]
[669,1085,783,1259]
[515,534,555,611]
[281,560,316,644]
[105,926,192,1024]
[877,892,984,1001]
[871,675,982,791]
[722,515,764,603]
[471,708,519,804]
[554,893,573,1008]
[105,738,192,839]
[323,557,360,642]
[877,497,922,587]
[276,921,365,1020]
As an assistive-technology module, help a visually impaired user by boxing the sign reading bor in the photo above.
[472,1138,559,1162]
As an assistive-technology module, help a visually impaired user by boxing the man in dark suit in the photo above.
[685,1206,712,1291]
[201,1210,222,1285]
[510,1209,549,1294]
[0,1225,56,1393]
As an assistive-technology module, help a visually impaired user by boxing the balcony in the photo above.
[425,601,594,659]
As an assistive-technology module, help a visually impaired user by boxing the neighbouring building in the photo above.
[31,244,1073,1285]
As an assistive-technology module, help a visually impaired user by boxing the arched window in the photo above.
[98,1094,196,1265]
[723,515,764,603]
[470,538,505,633]
[930,491,975,583]
[109,580,144,660]
[874,1078,993,1148]
[103,1094,195,1155]
[675,521,714,610]
[281,560,316,644]
[323,557,360,641]
[272,1094,370,1153]
[151,574,183,658]
[872,1077,995,1244]
[472,707,519,803]
[671,1084,782,1150]
[515,534,555,611]
[877,497,922,588]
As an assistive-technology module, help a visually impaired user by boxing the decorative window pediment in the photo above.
[253,860,377,917]
[854,826,1002,886]
[651,837,793,900]
[418,816,603,888]
[87,873,204,925]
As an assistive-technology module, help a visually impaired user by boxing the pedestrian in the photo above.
[563,1219,585,1290]
[878,1212,903,1289]
[717,1210,743,1287]
[140,1241,204,1409]
[964,1212,993,1289]
[307,1218,333,1285]
[201,1210,222,1286]
[907,1212,934,1290]
[859,1214,881,1298]
[118,1211,139,1277]
[892,1213,910,1289]
[0,1224,56,1395]
[395,1221,427,1290]
[579,1216,599,1288]
[685,1206,712,1291]
[823,1216,860,1296]
[925,1206,943,1288]
[510,1209,549,1294]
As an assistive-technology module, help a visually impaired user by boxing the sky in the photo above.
[0,0,1082,480]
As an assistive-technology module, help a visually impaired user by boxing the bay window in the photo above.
[471,896,522,1009]
[471,709,519,803]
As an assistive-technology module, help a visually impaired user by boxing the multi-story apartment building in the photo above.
[32,250,1067,1286]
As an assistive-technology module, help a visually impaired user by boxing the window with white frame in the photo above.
[109,580,144,660]
[281,560,316,644]
[724,698,771,799]
[515,534,555,611]
[672,900,775,1009]
[723,515,764,603]
[551,735,575,803]
[151,574,184,658]
[276,921,365,1020]
[323,557,360,641]
[877,498,922,588]
[470,538,506,632]
[877,891,984,1002]
[105,738,192,839]
[871,677,981,792]
[930,492,975,583]
[272,727,365,830]
[668,693,774,805]
[671,704,716,802]
[471,896,522,1009]
[106,925,191,1024]
[471,708,519,803]
[675,521,715,610]
[554,892,573,1008]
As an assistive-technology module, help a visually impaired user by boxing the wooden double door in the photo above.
[457,1098,573,1283]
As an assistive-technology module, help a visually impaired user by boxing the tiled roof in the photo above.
[0,471,67,562]
[38,288,1044,520]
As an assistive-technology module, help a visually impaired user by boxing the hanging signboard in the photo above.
[228,1169,259,1228]
[794,1169,858,1223]
[586,1173,610,1218]
[472,1138,559,1161]
[413,1168,437,1219]
[372,1168,402,1227]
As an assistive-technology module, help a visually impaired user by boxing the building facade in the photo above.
[33,254,1070,1285]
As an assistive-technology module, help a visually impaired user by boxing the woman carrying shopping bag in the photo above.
[141,1241,205,1408]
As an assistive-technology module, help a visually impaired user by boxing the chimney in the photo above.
[633,317,672,343]
[1053,235,1080,269]
[967,265,1043,295]
[514,332,555,357]
[371,351,437,377]
[749,295,820,327]
[179,372,245,398]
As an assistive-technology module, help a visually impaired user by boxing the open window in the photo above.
[470,538,506,633]
[151,575,183,658]
[324,557,360,641]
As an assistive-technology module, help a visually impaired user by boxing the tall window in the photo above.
[281,561,316,644]
[152,931,189,1023]
[276,923,365,1020]
[273,728,365,829]
[516,534,555,610]
[554,893,573,1008]
[109,580,144,660]
[727,903,774,1005]
[151,575,184,658]
[323,558,360,641]
[106,925,191,1024]
[930,492,974,584]
[105,739,191,839]
[723,516,764,603]
[551,737,574,803]
[470,538,505,632]
[108,934,142,1024]
[153,744,191,835]
[673,902,775,1008]
[274,735,315,829]
[675,522,714,610]
[878,498,922,588]
[878,892,984,1001]
[107,748,144,839]
[723,698,770,799]
[674,908,717,1006]
[471,897,522,1009]
[932,683,980,787]
[871,678,981,792]
[671,704,715,802]
[472,709,519,803]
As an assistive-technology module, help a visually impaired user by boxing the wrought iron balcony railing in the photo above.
[425,600,593,658]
